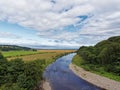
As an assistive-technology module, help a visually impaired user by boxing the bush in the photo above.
[76,36,120,76]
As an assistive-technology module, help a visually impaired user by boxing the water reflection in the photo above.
[43,53,102,90]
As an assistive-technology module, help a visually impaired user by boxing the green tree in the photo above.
[7,59,25,83]
[17,60,45,90]
[0,53,8,85]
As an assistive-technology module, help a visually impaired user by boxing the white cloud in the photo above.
[0,37,81,49]
[0,32,20,38]
[0,0,120,48]
[0,0,92,31]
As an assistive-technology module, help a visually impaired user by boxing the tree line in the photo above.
[77,36,120,76]
[0,45,36,51]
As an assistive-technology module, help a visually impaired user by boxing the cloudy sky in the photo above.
[0,0,120,49]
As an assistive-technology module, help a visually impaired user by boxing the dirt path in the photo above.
[70,64,120,90]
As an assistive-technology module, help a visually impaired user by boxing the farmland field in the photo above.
[2,50,75,61]
[1,50,40,58]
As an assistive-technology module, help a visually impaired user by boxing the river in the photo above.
[43,53,102,90]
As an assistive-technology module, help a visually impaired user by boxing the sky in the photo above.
[0,0,120,49]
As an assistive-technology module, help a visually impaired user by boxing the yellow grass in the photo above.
[8,50,76,61]
[37,49,75,53]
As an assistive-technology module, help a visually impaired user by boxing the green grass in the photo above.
[91,70,120,82]
[3,50,75,61]
[72,55,120,82]
[0,50,74,90]
[72,54,84,66]
[1,50,40,58]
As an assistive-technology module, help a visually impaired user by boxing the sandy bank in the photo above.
[42,80,51,90]
[70,64,120,90]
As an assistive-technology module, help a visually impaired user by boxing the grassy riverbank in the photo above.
[72,55,120,82]
[72,36,120,82]
[0,50,75,90]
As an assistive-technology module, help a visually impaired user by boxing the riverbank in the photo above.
[42,53,103,90]
[70,64,120,90]
[0,50,75,90]
[42,53,75,90]
[42,81,51,90]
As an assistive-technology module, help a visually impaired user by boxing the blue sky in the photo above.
[0,0,120,49]
[0,21,36,37]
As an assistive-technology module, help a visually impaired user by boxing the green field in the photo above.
[1,50,40,58]
[1,50,75,61]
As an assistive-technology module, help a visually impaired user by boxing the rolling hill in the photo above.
[0,45,36,51]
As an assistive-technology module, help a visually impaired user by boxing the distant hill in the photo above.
[76,36,120,76]
[0,45,36,51]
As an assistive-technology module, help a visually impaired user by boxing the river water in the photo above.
[43,53,102,90]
